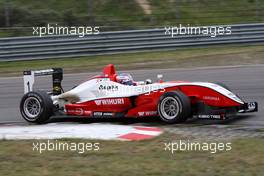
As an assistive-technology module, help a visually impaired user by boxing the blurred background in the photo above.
[0,0,263,37]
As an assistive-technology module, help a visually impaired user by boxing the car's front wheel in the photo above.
[20,91,54,123]
[158,91,191,123]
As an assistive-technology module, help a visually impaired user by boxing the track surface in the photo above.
[0,65,263,126]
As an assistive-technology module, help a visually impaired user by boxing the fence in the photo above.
[0,23,264,61]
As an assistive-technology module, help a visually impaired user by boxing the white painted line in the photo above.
[133,129,162,136]
[0,123,162,141]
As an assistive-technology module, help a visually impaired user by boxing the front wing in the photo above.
[194,101,258,120]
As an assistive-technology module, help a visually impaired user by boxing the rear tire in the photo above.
[158,91,191,123]
[20,91,53,123]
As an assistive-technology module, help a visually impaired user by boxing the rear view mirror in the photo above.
[157,74,163,83]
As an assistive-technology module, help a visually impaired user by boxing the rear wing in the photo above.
[23,68,63,95]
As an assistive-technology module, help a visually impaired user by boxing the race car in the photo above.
[20,64,258,124]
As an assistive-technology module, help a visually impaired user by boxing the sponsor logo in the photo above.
[99,85,118,91]
[203,96,220,101]
[96,78,110,83]
[68,108,84,115]
[138,111,157,116]
[103,112,114,116]
[93,112,103,116]
[138,112,144,116]
[84,110,92,116]
[93,112,114,117]
[197,115,221,119]
[94,98,125,105]
[143,85,166,95]
[248,102,256,109]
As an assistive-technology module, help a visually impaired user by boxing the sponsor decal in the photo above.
[138,112,144,116]
[247,102,256,109]
[197,115,221,119]
[96,78,110,83]
[103,112,114,116]
[94,98,125,105]
[143,85,166,95]
[99,85,118,91]
[67,108,84,115]
[93,112,114,117]
[84,110,92,116]
[138,111,157,116]
[93,112,103,116]
[203,96,220,101]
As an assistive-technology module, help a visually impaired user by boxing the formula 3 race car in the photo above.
[20,64,258,124]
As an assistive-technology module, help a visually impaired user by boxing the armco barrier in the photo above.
[0,23,264,61]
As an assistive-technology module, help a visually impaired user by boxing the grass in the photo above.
[0,0,145,36]
[149,0,264,25]
[256,129,264,132]
[0,45,264,77]
[0,133,264,176]
[0,0,264,37]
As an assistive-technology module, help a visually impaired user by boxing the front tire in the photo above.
[158,91,191,123]
[20,91,54,123]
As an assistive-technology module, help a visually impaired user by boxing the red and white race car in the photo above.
[20,64,258,123]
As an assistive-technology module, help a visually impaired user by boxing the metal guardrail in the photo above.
[0,23,264,61]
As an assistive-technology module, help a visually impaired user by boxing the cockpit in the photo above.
[116,73,134,85]
[101,64,154,85]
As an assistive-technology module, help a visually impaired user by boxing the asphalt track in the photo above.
[0,65,263,126]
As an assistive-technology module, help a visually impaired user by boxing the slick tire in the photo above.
[20,90,53,124]
[158,91,191,123]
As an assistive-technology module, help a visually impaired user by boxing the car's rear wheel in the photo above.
[158,91,191,123]
[20,91,54,123]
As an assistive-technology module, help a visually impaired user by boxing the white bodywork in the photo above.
[23,69,55,94]
[54,78,244,104]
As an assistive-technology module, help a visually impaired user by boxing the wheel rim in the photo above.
[23,97,41,119]
[160,97,180,120]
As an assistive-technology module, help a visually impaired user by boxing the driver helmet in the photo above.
[116,73,134,85]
